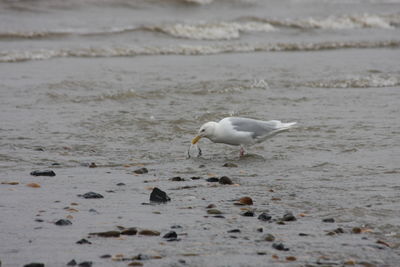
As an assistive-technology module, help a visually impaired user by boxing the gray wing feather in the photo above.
[228,117,280,139]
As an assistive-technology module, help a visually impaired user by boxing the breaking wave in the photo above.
[304,74,400,88]
[1,40,399,63]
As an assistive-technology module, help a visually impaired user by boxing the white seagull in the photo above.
[191,117,296,156]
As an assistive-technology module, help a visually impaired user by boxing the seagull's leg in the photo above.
[239,146,245,157]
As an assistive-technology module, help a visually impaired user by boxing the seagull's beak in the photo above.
[191,135,202,144]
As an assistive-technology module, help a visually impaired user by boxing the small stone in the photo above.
[258,213,272,221]
[55,219,72,226]
[121,228,137,235]
[133,167,148,174]
[163,231,178,239]
[116,182,125,186]
[78,262,92,267]
[227,229,241,233]
[89,162,97,168]
[1,181,19,185]
[30,170,56,177]
[171,225,182,229]
[170,177,185,181]
[35,219,44,222]
[26,183,41,188]
[241,211,255,217]
[322,218,335,223]
[299,233,309,236]
[138,229,160,236]
[352,227,362,234]
[67,259,77,266]
[219,176,233,185]
[100,254,111,259]
[150,187,171,203]
[206,177,219,182]
[213,215,225,218]
[24,264,45,267]
[128,262,143,266]
[223,162,238,168]
[264,234,275,242]
[81,192,104,199]
[344,259,356,265]
[282,212,297,221]
[206,204,216,209]
[236,197,253,205]
[257,252,267,255]
[257,228,263,232]
[207,209,222,215]
[76,239,91,244]
[286,256,297,261]
[90,231,120,237]
[191,176,201,180]
[272,243,289,251]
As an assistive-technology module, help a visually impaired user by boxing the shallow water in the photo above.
[1,0,400,266]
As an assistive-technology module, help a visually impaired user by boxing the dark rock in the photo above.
[90,231,120,237]
[51,163,60,166]
[24,264,45,267]
[150,187,170,203]
[170,177,185,181]
[191,176,201,180]
[88,209,98,213]
[163,231,178,239]
[235,197,253,205]
[206,204,216,209]
[258,213,272,221]
[352,227,362,234]
[138,229,160,236]
[35,219,44,222]
[241,211,255,217]
[264,234,275,242]
[171,225,182,229]
[272,243,289,251]
[223,163,238,168]
[322,218,335,223]
[100,255,111,259]
[198,165,205,168]
[299,233,309,236]
[219,176,233,185]
[213,215,225,218]
[334,228,345,234]
[282,212,297,221]
[227,229,241,233]
[55,219,72,226]
[206,177,219,182]
[133,167,148,174]
[78,262,92,267]
[67,259,77,266]
[81,192,104,199]
[121,227,137,235]
[30,170,56,177]
[116,183,126,186]
[76,239,91,244]
[257,228,263,232]
[89,162,97,168]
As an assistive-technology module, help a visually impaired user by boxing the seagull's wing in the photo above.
[224,117,296,141]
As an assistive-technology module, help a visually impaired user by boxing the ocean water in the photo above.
[1,0,400,266]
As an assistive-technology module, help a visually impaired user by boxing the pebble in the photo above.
[76,239,91,244]
[236,197,253,205]
[150,187,171,203]
[219,176,233,185]
[207,209,222,215]
[163,231,178,239]
[299,233,309,236]
[128,262,143,266]
[272,243,289,251]
[286,256,297,261]
[24,264,45,267]
[171,225,182,229]
[54,219,72,226]
[257,228,263,232]
[227,229,241,233]
[26,183,41,188]
[116,183,126,186]
[170,177,185,181]
[90,231,120,237]
[264,234,275,242]
[206,204,216,209]
[78,262,92,267]
[81,192,104,199]
[223,163,238,167]
[258,213,272,221]
[138,229,160,236]
[67,259,77,266]
[100,254,111,259]
[133,168,148,174]
[30,170,56,177]
[322,218,335,223]
[206,177,219,182]
[282,212,297,221]
[88,162,97,168]
[191,176,201,180]
[352,227,362,234]
[241,211,255,217]
[121,227,138,235]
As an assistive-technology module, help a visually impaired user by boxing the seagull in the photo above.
[191,117,296,156]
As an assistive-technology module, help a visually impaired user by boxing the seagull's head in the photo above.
[192,121,218,144]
